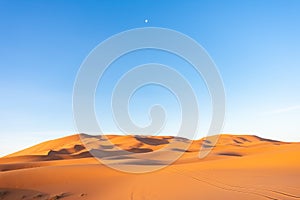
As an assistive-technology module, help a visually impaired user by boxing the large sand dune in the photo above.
[0,134,300,200]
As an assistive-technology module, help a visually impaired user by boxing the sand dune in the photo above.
[0,134,299,199]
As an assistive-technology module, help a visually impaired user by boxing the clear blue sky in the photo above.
[1,0,300,156]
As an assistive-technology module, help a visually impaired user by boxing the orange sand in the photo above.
[0,134,299,200]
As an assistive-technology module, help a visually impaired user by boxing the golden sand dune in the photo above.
[0,134,300,200]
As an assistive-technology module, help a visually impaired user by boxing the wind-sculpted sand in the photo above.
[0,134,300,199]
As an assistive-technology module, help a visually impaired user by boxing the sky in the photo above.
[1,0,300,156]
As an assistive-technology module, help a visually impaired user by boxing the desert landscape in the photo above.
[1,1,300,200]
[0,134,300,200]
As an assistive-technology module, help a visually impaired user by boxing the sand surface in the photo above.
[0,134,300,200]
